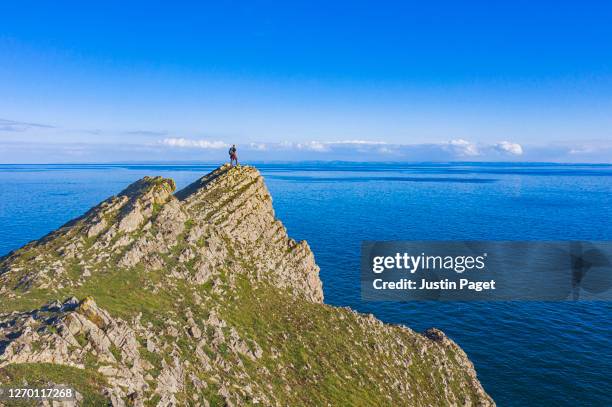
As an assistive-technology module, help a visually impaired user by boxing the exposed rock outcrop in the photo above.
[0,164,494,406]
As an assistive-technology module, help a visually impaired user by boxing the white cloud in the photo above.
[160,137,227,149]
[295,141,329,152]
[446,139,480,156]
[494,141,523,155]
[569,147,592,154]
[326,140,388,146]
[271,139,388,153]
[269,140,389,152]
[248,142,268,151]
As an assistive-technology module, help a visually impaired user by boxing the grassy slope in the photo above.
[1,265,483,406]
[0,364,109,406]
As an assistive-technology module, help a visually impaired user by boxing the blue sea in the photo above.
[1,162,611,406]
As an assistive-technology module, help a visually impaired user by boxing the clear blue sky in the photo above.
[1,1,611,162]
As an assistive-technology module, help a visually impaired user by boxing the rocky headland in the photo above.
[0,164,494,406]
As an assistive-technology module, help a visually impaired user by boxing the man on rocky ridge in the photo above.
[229,144,238,166]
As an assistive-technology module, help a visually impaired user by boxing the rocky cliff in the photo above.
[0,164,494,406]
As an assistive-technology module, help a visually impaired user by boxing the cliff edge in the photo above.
[0,164,494,406]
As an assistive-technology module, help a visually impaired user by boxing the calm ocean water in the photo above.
[1,162,611,406]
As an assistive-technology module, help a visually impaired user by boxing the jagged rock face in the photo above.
[0,297,148,405]
[176,165,323,302]
[0,165,494,406]
[0,165,322,303]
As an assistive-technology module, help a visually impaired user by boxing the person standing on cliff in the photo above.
[229,144,238,167]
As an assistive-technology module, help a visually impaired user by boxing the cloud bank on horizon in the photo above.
[159,137,526,160]
[0,120,610,163]
[151,137,608,163]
